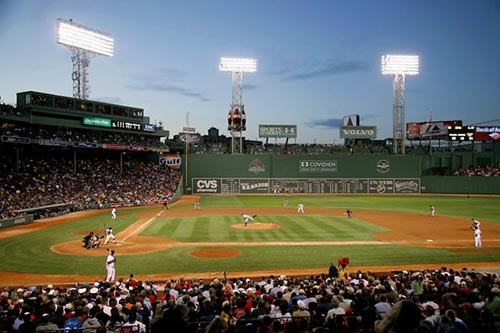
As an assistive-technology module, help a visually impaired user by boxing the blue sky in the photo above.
[1,0,500,144]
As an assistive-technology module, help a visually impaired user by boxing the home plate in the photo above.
[426,239,433,242]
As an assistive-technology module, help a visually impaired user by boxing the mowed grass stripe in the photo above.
[1,195,499,277]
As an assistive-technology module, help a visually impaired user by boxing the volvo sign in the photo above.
[340,126,377,139]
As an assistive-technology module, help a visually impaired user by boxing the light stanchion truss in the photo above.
[381,54,419,155]
[219,57,257,154]
[57,18,114,100]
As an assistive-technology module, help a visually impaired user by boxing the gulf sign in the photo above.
[159,154,182,169]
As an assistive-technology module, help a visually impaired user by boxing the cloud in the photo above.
[281,60,370,81]
[128,82,210,102]
[306,118,344,129]
[127,68,210,102]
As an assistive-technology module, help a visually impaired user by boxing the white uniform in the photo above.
[111,208,116,220]
[474,228,482,248]
[105,251,116,282]
[103,227,116,245]
[297,203,304,214]
[242,214,255,227]
[471,219,480,229]
[429,206,435,217]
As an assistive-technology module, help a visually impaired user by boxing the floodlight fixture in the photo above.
[381,54,420,155]
[57,18,114,99]
[219,57,257,154]
[381,55,419,76]
[57,18,114,56]
[219,57,257,73]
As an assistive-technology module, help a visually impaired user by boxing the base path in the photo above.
[1,199,500,286]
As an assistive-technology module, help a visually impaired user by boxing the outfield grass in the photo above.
[0,195,498,277]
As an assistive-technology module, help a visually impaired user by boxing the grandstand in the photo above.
[2,92,500,333]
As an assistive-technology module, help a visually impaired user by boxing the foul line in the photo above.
[120,201,180,243]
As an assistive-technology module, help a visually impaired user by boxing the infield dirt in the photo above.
[1,195,499,287]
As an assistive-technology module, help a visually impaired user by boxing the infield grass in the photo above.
[0,194,498,277]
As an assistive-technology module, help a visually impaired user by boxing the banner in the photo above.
[141,124,157,132]
[340,126,376,139]
[83,117,111,127]
[406,120,462,140]
[259,125,297,138]
[1,136,30,144]
[474,126,500,141]
[38,139,67,147]
[73,142,98,149]
[129,145,149,151]
[159,153,182,169]
[102,144,125,150]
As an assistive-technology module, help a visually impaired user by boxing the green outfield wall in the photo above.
[184,154,422,194]
[183,153,500,195]
[421,176,500,194]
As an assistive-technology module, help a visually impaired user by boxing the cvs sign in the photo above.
[194,178,220,193]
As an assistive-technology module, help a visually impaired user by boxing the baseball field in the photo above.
[1,194,499,287]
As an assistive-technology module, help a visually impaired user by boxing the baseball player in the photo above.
[163,200,169,210]
[471,218,480,230]
[284,199,289,208]
[194,201,200,210]
[429,205,435,217]
[103,226,116,245]
[346,209,352,219]
[241,213,257,227]
[297,203,304,214]
[105,248,116,282]
[474,227,482,248]
[111,207,117,220]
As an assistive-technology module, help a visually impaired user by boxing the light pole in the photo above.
[219,57,257,154]
[57,18,114,99]
[381,54,419,154]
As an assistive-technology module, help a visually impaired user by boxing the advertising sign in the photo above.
[474,126,500,141]
[193,178,221,193]
[178,133,200,144]
[406,120,462,140]
[111,120,142,131]
[259,125,297,138]
[102,144,125,150]
[159,153,182,169]
[368,179,394,194]
[240,179,270,193]
[141,124,157,132]
[340,126,377,139]
[343,114,360,126]
[73,142,98,149]
[299,160,337,172]
[83,117,111,127]
[1,136,30,144]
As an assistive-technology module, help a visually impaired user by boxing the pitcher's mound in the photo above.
[232,223,280,230]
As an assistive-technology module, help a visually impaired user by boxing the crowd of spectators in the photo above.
[0,124,169,149]
[1,267,500,333]
[0,157,181,220]
[0,103,23,117]
[452,164,500,177]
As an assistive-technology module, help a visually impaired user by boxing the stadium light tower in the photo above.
[381,54,419,154]
[57,18,114,100]
[219,57,257,154]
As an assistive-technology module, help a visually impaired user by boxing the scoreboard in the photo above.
[447,126,475,141]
